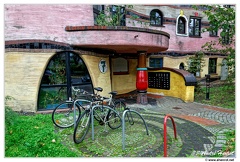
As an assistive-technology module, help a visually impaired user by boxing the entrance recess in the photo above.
[38,52,93,110]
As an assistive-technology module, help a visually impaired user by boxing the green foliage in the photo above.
[194,84,235,109]
[96,5,133,26]
[48,57,66,85]
[193,5,235,82]
[186,51,205,76]
[5,108,79,157]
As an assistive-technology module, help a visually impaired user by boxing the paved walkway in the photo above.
[125,95,235,157]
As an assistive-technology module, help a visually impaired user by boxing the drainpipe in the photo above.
[136,51,148,104]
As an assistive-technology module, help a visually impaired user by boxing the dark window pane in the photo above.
[150,9,163,26]
[38,52,93,110]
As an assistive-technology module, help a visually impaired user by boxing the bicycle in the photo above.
[73,92,124,144]
[93,90,127,127]
[52,86,103,128]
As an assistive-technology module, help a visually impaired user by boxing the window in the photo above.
[149,58,163,68]
[177,17,186,34]
[111,5,126,26]
[112,57,129,75]
[176,10,188,36]
[150,9,163,26]
[93,5,104,25]
[189,17,201,37]
[38,52,93,110]
[209,24,218,37]
[209,29,218,36]
[179,63,185,70]
[222,29,230,45]
[209,58,217,74]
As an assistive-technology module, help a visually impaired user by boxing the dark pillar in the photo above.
[136,52,148,104]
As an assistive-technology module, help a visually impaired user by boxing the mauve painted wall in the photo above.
[5,4,221,53]
[4,4,94,43]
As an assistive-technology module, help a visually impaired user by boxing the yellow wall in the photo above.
[147,69,195,102]
[5,52,54,112]
[163,56,188,69]
[4,51,112,112]
[111,58,138,94]
[81,55,111,97]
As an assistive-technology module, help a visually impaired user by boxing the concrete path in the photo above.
[125,96,235,157]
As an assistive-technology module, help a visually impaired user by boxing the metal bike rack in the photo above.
[73,99,92,128]
[91,105,119,140]
[163,115,177,157]
[122,109,149,150]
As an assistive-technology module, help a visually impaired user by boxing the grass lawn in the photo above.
[194,83,235,109]
[5,107,81,157]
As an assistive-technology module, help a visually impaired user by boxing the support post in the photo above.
[136,51,148,104]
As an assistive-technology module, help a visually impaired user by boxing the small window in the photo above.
[209,58,217,74]
[149,58,163,68]
[221,29,230,45]
[93,5,104,25]
[150,9,163,26]
[189,17,201,37]
[179,63,185,70]
[209,29,218,37]
[177,17,186,34]
[111,5,126,26]
[176,10,188,36]
[113,57,129,75]
[209,24,218,37]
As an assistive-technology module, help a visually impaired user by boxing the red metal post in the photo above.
[163,115,177,157]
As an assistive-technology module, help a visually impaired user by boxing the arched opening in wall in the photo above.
[176,13,188,36]
[150,9,163,26]
[179,62,185,70]
[37,52,93,110]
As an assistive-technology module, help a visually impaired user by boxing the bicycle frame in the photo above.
[91,105,120,140]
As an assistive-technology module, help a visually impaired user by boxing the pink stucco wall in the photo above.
[4,4,94,43]
[5,4,222,53]
[163,24,221,52]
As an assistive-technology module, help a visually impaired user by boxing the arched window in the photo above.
[176,10,188,36]
[38,52,93,110]
[177,17,186,34]
[179,62,185,70]
[150,9,163,26]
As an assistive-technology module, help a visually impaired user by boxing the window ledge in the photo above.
[176,33,189,37]
[209,35,219,37]
[150,25,165,27]
[113,72,129,75]
[189,36,202,38]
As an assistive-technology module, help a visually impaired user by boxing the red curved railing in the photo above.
[163,115,177,157]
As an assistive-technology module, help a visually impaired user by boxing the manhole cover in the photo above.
[172,107,182,110]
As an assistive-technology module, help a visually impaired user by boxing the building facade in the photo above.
[4,4,231,112]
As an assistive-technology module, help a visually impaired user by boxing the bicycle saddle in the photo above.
[109,91,117,96]
[94,87,103,92]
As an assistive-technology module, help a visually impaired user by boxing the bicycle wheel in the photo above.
[73,110,91,144]
[52,101,81,128]
[107,107,122,129]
